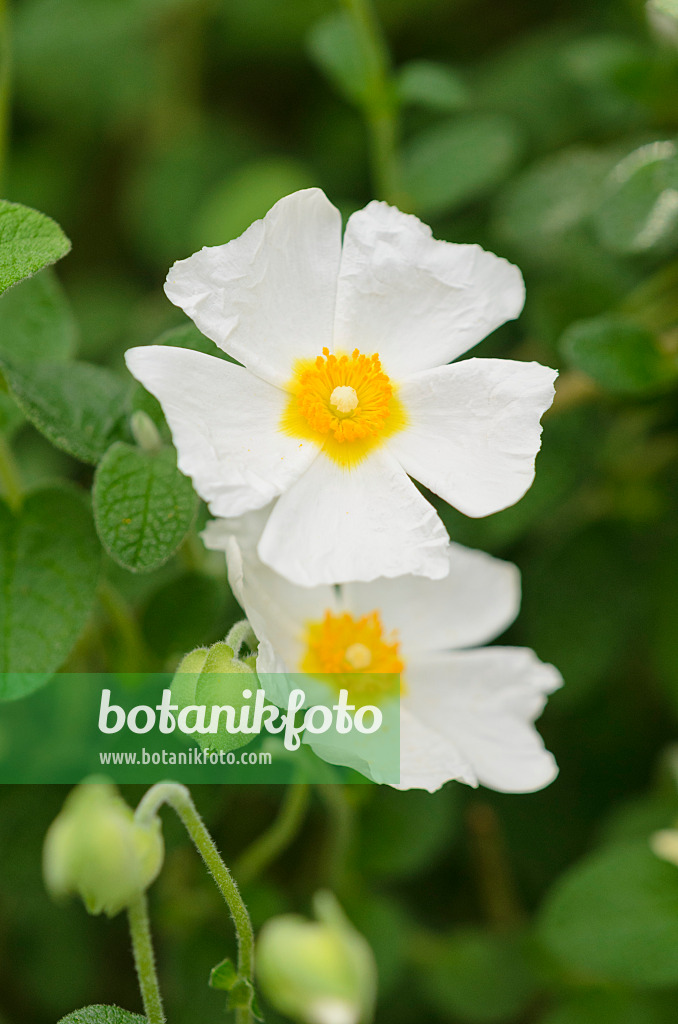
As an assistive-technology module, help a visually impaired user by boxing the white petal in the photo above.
[257,448,450,586]
[125,346,318,517]
[388,358,557,517]
[404,648,561,793]
[343,542,521,655]
[395,705,478,792]
[164,189,342,387]
[221,534,339,676]
[201,505,272,556]
[333,201,525,377]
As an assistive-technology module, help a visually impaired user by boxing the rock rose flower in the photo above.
[203,515,561,793]
[126,188,557,586]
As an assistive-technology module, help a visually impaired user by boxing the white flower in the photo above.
[203,514,561,794]
[126,188,557,587]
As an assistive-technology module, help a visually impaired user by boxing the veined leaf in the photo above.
[93,442,197,573]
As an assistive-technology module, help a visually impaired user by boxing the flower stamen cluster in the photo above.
[301,609,404,703]
[295,348,393,443]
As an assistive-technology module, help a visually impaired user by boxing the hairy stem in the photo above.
[127,894,166,1024]
[136,783,255,1023]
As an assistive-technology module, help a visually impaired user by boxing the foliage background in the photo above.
[3,0,678,1022]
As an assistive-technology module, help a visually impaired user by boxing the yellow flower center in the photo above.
[281,348,407,467]
[300,609,404,705]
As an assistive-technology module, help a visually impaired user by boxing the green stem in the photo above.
[136,783,255,1024]
[234,783,310,885]
[127,894,166,1024]
[466,802,524,929]
[341,0,399,202]
[0,0,10,189]
[318,783,354,893]
[0,435,22,513]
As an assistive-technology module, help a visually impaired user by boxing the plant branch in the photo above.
[127,894,166,1024]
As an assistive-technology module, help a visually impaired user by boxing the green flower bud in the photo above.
[171,639,260,754]
[43,781,164,917]
[256,891,377,1024]
[651,827,678,867]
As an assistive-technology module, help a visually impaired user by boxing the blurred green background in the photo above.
[4,0,678,1021]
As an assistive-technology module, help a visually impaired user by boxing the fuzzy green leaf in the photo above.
[0,269,78,363]
[93,442,197,573]
[539,842,678,987]
[0,358,130,464]
[0,487,100,692]
[57,1006,147,1024]
[0,200,71,294]
[561,315,678,395]
[401,114,521,216]
[209,958,239,991]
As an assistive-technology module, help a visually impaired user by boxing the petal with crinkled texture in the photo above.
[343,543,520,655]
[395,705,478,791]
[164,189,342,387]
[125,346,319,517]
[333,201,525,378]
[388,358,557,518]
[402,648,561,793]
[257,449,450,586]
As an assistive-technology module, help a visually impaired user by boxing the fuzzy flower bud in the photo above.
[43,781,164,917]
[256,891,377,1024]
[171,634,260,754]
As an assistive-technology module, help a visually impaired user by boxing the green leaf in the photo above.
[537,990,676,1024]
[209,957,238,991]
[93,442,197,573]
[495,146,621,261]
[0,358,131,464]
[228,977,261,1019]
[307,12,370,107]
[539,842,678,987]
[401,114,521,217]
[561,315,678,395]
[0,487,100,692]
[0,269,77,363]
[396,60,467,111]
[595,141,678,255]
[417,928,539,1024]
[0,200,71,294]
[192,158,315,249]
[57,1006,147,1024]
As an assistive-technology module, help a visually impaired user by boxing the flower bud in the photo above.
[171,640,260,754]
[256,891,377,1024]
[651,827,678,867]
[43,781,164,917]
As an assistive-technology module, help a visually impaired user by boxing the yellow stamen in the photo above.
[281,348,407,467]
[301,609,404,704]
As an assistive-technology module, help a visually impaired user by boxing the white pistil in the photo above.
[330,385,359,414]
[345,642,372,669]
